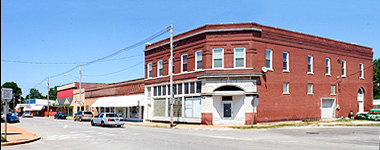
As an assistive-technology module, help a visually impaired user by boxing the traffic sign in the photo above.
[1,88,13,102]
[251,98,259,107]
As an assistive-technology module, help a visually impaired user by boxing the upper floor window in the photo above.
[283,82,290,94]
[157,60,163,77]
[330,85,336,95]
[360,63,364,79]
[307,55,313,74]
[147,63,152,78]
[326,58,331,76]
[213,48,224,68]
[181,54,188,72]
[342,60,346,77]
[195,50,202,70]
[265,49,272,69]
[234,47,245,68]
[307,83,314,95]
[283,52,289,72]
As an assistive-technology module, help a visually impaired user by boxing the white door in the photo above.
[193,97,201,118]
[358,101,364,113]
[184,97,201,118]
[321,99,335,118]
[357,88,364,112]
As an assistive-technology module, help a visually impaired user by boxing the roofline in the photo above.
[144,27,262,52]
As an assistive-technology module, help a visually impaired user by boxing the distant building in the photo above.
[143,22,373,125]
[15,99,56,116]
[373,99,380,109]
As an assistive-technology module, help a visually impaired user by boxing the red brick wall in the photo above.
[85,78,144,98]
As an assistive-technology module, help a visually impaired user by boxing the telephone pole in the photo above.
[169,24,174,127]
[47,76,50,117]
[79,64,82,111]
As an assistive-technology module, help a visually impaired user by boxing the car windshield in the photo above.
[106,114,118,117]
[84,112,92,115]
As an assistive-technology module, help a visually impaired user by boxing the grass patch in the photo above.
[323,123,380,127]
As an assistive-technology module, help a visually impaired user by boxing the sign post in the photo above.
[2,88,13,142]
[251,97,259,128]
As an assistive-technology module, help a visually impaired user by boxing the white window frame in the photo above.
[147,63,152,78]
[157,60,163,77]
[342,60,346,77]
[330,85,336,95]
[307,55,314,74]
[283,82,290,95]
[283,52,289,72]
[213,48,224,69]
[325,58,331,76]
[181,54,188,73]
[195,50,202,70]
[265,49,273,70]
[360,63,364,79]
[234,47,246,68]
[307,83,314,95]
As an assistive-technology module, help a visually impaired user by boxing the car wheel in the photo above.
[101,121,105,127]
[117,125,121,127]
[91,121,95,126]
[79,118,82,122]
[74,118,76,121]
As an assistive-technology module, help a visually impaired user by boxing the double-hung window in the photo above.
[195,50,202,70]
[342,60,346,77]
[213,48,223,68]
[157,60,163,77]
[326,58,331,76]
[147,63,152,78]
[307,83,313,95]
[360,63,364,79]
[283,52,289,72]
[330,85,336,95]
[266,49,272,69]
[234,47,245,68]
[182,54,187,72]
[307,55,313,74]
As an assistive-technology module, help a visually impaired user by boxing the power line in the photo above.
[83,61,144,77]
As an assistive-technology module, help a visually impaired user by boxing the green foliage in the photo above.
[1,135,5,142]
[2,82,23,110]
[374,59,380,99]
[24,88,45,100]
[48,86,58,100]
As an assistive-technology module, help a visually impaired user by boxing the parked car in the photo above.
[22,112,34,118]
[74,111,93,121]
[7,113,20,122]
[54,112,67,119]
[367,109,380,121]
[355,112,369,120]
[90,113,124,127]
[16,112,23,117]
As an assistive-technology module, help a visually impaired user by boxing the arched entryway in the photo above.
[357,88,364,112]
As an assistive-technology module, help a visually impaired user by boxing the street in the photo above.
[2,117,380,150]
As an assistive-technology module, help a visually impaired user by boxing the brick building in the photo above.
[144,22,373,125]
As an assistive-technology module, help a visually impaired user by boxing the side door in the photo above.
[96,113,103,124]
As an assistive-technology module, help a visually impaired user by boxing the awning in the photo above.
[91,94,145,108]
[24,105,44,111]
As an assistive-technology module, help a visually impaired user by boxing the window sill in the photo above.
[359,77,365,80]
[307,93,314,95]
[283,70,290,73]
[342,75,346,78]
[325,74,331,77]
[283,92,290,95]
[330,94,336,96]
[267,68,274,72]
[307,72,314,75]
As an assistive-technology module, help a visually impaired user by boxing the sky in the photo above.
[1,0,379,97]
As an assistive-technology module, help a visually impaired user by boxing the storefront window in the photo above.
[153,98,166,117]
[168,98,182,117]
[130,107,139,118]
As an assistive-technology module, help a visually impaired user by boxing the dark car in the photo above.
[7,113,20,122]
[54,112,67,119]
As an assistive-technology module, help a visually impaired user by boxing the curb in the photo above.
[1,135,41,146]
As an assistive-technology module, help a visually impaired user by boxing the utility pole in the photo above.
[47,76,50,117]
[79,64,82,111]
[169,24,174,127]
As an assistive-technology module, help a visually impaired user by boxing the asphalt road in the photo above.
[2,117,380,150]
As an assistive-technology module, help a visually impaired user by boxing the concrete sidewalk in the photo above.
[1,123,40,146]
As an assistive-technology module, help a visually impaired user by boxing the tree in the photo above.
[1,82,22,111]
[374,59,380,99]
[24,88,45,100]
[48,86,58,100]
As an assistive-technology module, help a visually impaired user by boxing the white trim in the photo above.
[157,60,163,77]
[342,60,347,77]
[307,55,313,74]
[195,50,202,70]
[181,54,188,73]
[234,47,246,68]
[283,82,290,95]
[307,83,314,95]
[213,48,224,69]
[325,58,331,76]
[283,52,289,72]
[265,49,273,70]
[147,62,152,78]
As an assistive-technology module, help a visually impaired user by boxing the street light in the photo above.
[64,64,82,112]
